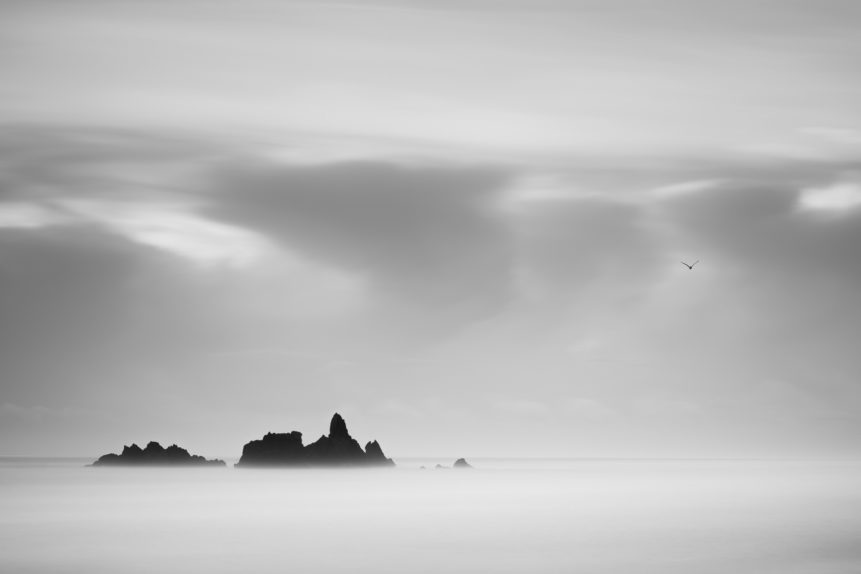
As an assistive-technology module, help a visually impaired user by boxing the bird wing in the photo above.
[691,260,700,267]
[680,261,691,269]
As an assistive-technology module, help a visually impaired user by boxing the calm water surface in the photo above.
[1,458,860,573]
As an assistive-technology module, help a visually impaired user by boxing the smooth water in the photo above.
[1,458,860,573]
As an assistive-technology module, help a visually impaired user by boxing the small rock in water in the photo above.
[453,458,472,468]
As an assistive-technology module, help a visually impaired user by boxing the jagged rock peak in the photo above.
[329,412,350,439]
[121,444,143,457]
[365,440,395,466]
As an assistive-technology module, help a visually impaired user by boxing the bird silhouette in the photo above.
[681,260,699,270]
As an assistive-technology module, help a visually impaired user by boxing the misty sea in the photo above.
[1,457,860,574]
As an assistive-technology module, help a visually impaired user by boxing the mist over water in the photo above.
[2,459,860,573]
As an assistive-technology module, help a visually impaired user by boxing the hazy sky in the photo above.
[1,0,860,458]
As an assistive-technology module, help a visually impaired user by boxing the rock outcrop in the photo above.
[236,413,395,467]
[92,441,225,466]
[453,458,472,468]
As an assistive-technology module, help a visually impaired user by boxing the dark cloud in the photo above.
[206,160,516,324]
[0,124,227,203]
[660,179,861,283]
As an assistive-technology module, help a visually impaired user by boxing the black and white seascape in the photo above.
[2,1,861,573]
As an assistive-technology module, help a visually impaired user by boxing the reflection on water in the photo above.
[1,458,860,573]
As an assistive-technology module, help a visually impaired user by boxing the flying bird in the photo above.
[681,260,699,270]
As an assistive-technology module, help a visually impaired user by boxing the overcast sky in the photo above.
[1,0,860,458]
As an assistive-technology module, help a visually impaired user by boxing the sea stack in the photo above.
[236,413,395,467]
[91,441,225,466]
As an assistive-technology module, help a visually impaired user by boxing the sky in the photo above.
[1,0,860,458]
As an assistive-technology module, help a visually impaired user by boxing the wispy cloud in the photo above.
[1,123,861,456]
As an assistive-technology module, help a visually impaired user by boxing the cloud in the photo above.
[491,397,551,419]
[651,179,723,199]
[0,126,272,265]
[513,196,662,301]
[647,178,861,402]
[659,178,861,281]
[2,123,861,456]
[0,225,153,405]
[205,160,517,329]
[58,198,271,266]
[799,181,861,212]
[0,124,222,195]
[0,202,64,228]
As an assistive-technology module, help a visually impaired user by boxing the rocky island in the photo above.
[236,413,395,467]
[92,441,226,466]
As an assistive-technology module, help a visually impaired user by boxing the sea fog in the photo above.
[1,458,860,573]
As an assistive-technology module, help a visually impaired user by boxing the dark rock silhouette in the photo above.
[236,413,395,467]
[329,412,350,439]
[453,458,472,468]
[237,431,306,466]
[92,441,225,466]
[364,440,391,464]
